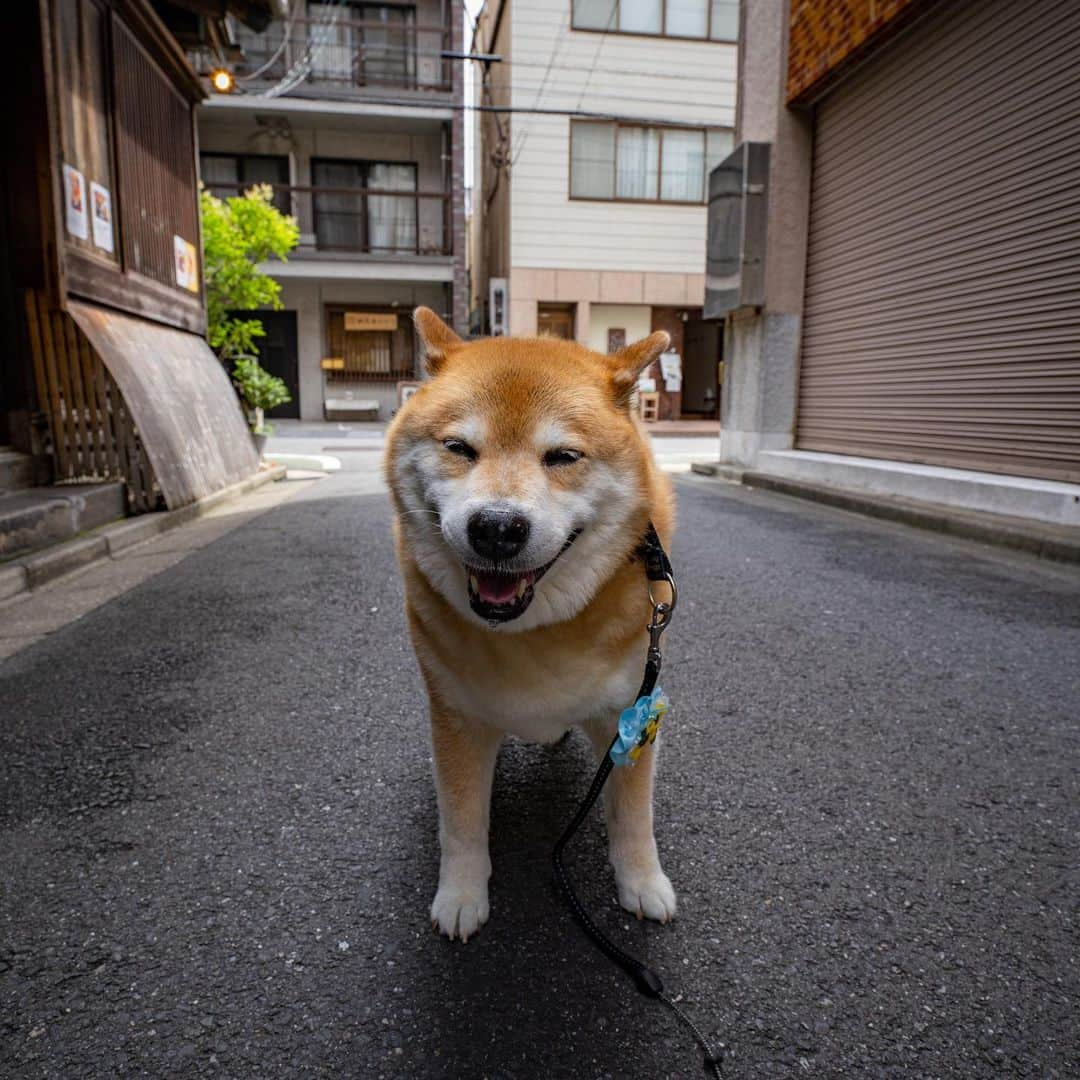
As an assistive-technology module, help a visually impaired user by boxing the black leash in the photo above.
[552,522,724,1077]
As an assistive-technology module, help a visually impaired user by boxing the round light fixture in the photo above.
[210,68,236,94]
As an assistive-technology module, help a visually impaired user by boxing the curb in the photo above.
[0,465,287,602]
[738,471,1080,565]
[690,461,747,483]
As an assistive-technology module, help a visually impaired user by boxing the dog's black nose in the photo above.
[467,509,530,562]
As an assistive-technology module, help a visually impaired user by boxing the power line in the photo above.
[496,82,736,115]
[575,1,616,112]
[511,8,575,164]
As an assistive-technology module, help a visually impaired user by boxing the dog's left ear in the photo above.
[414,307,464,375]
[607,331,670,408]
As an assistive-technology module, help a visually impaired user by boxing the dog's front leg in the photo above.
[429,704,502,941]
[582,718,677,923]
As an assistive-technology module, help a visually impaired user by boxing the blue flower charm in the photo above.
[609,688,670,767]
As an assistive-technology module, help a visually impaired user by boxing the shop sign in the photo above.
[345,312,398,332]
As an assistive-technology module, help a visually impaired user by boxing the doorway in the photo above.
[681,312,721,417]
[538,303,575,340]
[252,310,300,419]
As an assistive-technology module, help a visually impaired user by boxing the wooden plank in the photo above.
[36,298,70,477]
[107,372,136,508]
[51,309,81,478]
[65,252,206,336]
[62,314,91,476]
[77,330,106,477]
[22,290,51,429]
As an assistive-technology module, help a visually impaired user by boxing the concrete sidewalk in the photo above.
[1,466,1077,1078]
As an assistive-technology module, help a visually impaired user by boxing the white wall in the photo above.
[585,303,652,352]
[509,0,737,274]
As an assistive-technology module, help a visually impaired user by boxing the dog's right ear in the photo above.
[414,307,464,375]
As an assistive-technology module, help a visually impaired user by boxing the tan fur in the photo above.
[385,308,676,940]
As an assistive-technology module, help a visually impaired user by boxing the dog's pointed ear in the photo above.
[607,331,670,408]
[414,307,464,375]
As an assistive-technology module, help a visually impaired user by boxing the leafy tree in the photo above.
[200,184,299,363]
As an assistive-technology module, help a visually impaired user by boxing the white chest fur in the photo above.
[425,635,644,743]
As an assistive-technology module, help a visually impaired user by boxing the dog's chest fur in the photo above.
[406,562,650,742]
[430,635,641,741]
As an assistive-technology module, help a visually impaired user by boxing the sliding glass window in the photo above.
[572,0,738,40]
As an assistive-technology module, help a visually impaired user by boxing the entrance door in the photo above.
[681,314,721,416]
[538,303,575,339]
[253,310,300,418]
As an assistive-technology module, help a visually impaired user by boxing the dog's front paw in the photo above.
[430,880,489,942]
[616,866,677,923]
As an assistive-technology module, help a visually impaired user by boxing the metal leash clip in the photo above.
[646,570,678,669]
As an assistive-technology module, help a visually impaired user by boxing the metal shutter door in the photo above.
[796,0,1080,483]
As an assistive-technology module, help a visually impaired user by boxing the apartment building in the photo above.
[187,0,466,422]
[470,0,738,419]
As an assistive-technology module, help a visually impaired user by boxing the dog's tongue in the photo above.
[475,569,532,605]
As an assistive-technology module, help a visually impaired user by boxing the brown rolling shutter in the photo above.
[796,0,1080,483]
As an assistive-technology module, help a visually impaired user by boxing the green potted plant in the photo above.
[231,356,291,456]
[199,183,299,455]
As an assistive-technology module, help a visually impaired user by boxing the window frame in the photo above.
[200,152,292,214]
[571,0,739,43]
[569,120,727,207]
[323,303,417,382]
[310,156,419,254]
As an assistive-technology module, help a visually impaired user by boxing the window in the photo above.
[311,159,418,253]
[55,0,118,263]
[200,154,291,215]
[309,2,417,87]
[572,0,738,40]
[325,308,415,381]
[570,122,733,204]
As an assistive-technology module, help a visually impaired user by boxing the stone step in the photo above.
[0,482,126,562]
[0,448,35,493]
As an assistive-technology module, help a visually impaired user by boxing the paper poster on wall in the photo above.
[659,350,682,392]
[63,164,88,240]
[173,235,199,293]
[90,182,114,253]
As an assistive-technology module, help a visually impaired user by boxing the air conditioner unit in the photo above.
[704,141,770,320]
[489,277,508,336]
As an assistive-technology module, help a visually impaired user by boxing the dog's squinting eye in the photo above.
[543,448,584,468]
[442,438,477,461]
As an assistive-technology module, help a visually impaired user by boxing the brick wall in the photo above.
[786,0,936,104]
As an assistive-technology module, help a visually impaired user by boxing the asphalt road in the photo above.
[1,463,1078,1079]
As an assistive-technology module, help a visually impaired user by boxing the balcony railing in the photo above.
[194,15,452,94]
[207,182,453,256]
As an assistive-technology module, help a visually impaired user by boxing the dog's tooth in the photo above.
[516,578,527,599]
[469,574,478,592]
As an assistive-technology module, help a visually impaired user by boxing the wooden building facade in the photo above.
[2,0,258,513]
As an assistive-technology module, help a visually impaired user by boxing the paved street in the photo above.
[1,450,1078,1079]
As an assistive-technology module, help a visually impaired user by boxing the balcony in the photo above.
[191,11,452,99]
[207,181,452,260]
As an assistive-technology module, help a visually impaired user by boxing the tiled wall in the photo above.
[786,0,932,103]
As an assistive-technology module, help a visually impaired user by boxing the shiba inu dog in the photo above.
[385,307,676,941]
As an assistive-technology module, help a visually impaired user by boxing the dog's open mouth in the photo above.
[465,531,580,623]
